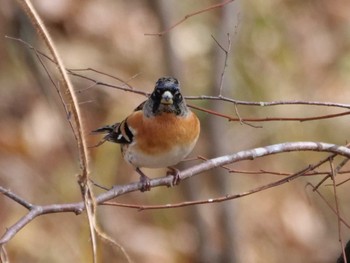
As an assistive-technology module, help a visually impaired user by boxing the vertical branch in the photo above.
[16,0,88,185]
[15,0,96,262]
[329,158,347,263]
[206,2,240,262]
[211,33,231,96]
[94,224,132,263]
[0,245,9,263]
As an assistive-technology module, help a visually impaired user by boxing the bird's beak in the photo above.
[160,91,173,105]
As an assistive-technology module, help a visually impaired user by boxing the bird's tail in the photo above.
[91,124,116,134]
[89,124,119,148]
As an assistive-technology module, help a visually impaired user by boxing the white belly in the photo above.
[122,141,196,168]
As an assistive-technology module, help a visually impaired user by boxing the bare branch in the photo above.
[0,186,33,210]
[69,71,149,97]
[93,223,132,263]
[6,36,149,98]
[230,168,350,177]
[186,95,350,109]
[68,68,136,90]
[0,197,84,245]
[313,152,350,190]
[188,104,350,123]
[306,183,350,228]
[335,177,350,187]
[0,245,8,263]
[16,0,95,260]
[211,33,231,96]
[329,159,348,263]
[8,36,350,118]
[145,0,234,36]
[2,141,350,245]
[103,165,313,210]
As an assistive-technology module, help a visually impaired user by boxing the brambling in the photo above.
[92,77,200,191]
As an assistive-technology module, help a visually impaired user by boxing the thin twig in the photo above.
[0,245,8,263]
[313,146,350,190]
[186,95,350,109]
[145,0,234,36]
[329,159,347,263]
[0,186,33,210]
[7,36,350,115]
[6,36,148,98]
[212,33,231,96]
[335,177,350,187]
[68,67,136,90]
[93,223,132,263]
[230,168,350,177]
[323,158,350,187]
[188,104,350,122]
[5,36,77,139]
[69,71,149,97]
[306,183,350,228]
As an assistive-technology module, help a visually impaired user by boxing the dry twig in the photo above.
[145,0,234,36]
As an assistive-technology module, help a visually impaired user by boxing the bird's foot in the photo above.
[139,175,151,192]
[167,167,181,187]
[136,168,151,192]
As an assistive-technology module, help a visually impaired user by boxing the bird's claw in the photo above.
[139,174,151,192]
[136,168,151,192]
[167,167,181,187]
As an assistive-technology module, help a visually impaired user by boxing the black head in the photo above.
[153,77,181,104]
[147,77,186,115]
[155,76,179,91]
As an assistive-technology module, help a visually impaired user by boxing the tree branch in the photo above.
[0,186,33,210]
[188,104,350,123]
[2,141,350,245]
[15,0,96,260]
[7,36,350,114]
[186,95,350,109]
[145,0,234,36]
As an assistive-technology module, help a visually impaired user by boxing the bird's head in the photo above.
[146,77,187,116]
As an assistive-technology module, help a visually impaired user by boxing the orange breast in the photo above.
[127,111,200,155]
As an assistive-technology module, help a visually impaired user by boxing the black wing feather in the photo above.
[92,100,145,145]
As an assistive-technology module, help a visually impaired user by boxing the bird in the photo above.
[92,76,200,191]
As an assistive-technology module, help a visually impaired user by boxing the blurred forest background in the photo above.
[1,0,350,262]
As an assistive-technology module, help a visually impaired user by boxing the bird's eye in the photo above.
[175,92,182,101]
[153,89,161,95]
